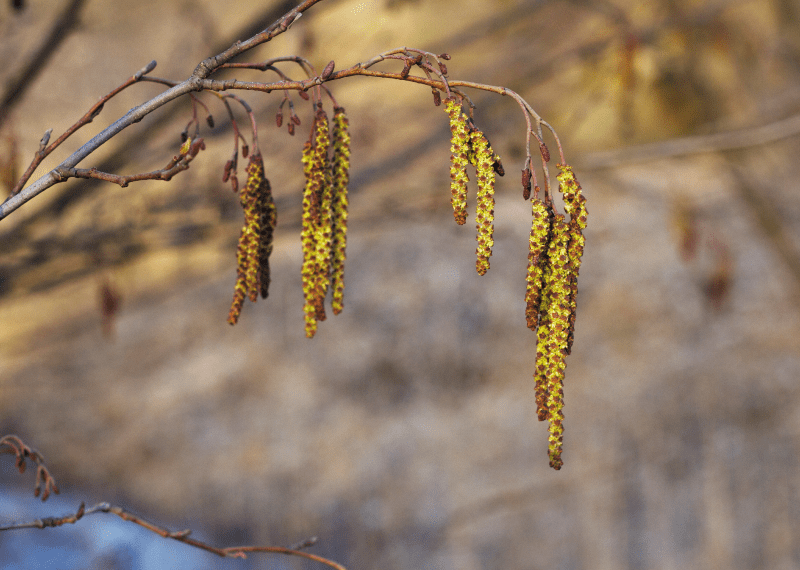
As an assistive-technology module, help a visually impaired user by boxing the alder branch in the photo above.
[0,0,557,222]
[0,501,347,570]
[0,0,323,221]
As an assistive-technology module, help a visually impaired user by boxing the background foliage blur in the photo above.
[2,0,800,568]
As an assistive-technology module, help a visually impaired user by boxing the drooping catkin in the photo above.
[525,199,553,330]
[228,152,272,324]
[330,107,350,315]
[470,129,496,276]
[557,163,587,355]
[256,155,277,300]
[444,97,470,225]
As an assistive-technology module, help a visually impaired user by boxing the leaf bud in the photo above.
[322,60,335,79]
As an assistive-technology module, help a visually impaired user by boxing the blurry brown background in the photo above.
[2,0,800,568]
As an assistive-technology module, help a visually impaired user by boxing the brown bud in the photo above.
[432,89,441,106]
[288,122,295,136]
[322,60,335,79]
[223,160,233,182]
[438,61,448,75]
[241,144,249,159]
[291,114,302,126]
[206,115,215,128]
[298,90,310,100]
[400,62,411,79]
[539,141,550,162]
[276,112,283,128]
[439,53,451,60]
[89,103,104,121]
[180,130,189,143]
[522,168,532,200]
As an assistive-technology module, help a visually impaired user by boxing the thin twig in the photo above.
[0,502,347,570]
[0,435,59,501]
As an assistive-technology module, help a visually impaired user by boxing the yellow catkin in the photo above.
[542,216,572,470]
[444,97,470,225]
[557,163,588,356]
[301,137,320,337]
[470,129,495,275]
[227,154,264,324]
[330,107,350,315]
[311,109,332,323]
[525,199,553,330]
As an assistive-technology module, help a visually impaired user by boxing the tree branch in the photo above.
[0,501,347,570]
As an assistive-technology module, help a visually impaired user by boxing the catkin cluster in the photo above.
[445,96,503,275]
[524,164,587,470]
[228,152,277,325]
[300,106,351,338]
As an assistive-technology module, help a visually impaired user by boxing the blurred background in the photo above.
[2,0,800,568]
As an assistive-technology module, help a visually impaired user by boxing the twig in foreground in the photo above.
[0,501,347,570]
[0,434,59,501]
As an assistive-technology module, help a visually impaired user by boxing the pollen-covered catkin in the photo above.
[525,199,553,330]
[311,108,333,323]
[301,134,321,337]
[444,97,470,225]
[557,163,587,355]
[228,153,268,324]
[330,107,350,315]
[539,215,572,470]
[470,129,495,275]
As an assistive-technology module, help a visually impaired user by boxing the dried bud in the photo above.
[438,61,448,76]
[539,140,551,162]
[206,115,215,128]
[291,114,302,126]
[276,112,283,127]
[288,122,295,136]
[522,168,532,200]
[223,159,234,182]
[322,60,335,80]
[89,103,104,121]
[432,89,441,106]
[438,53,451,60]
[298,90,310,101]
[400,63,411,79]
[241,144,249,159]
